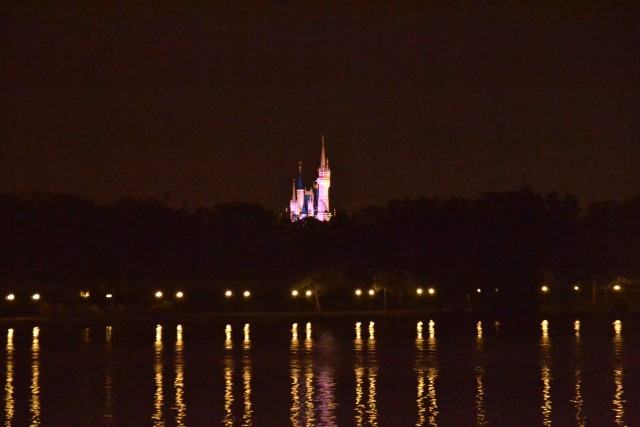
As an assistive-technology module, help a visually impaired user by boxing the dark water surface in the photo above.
[1,315,639,426]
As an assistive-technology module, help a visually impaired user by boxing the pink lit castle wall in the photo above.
[288,137,332,222]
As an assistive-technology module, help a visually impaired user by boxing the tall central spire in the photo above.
[320,135,327,170]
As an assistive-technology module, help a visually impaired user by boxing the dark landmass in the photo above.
[1,187,639,316]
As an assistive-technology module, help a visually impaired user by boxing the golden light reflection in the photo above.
[152,325,164,426]
[571,320,585,427]
[540,320,552,427]
[225,324,232,350]
[416,320,438,427]
[612,320,625,426]
[417,321,423,340]
[474,321,487,426]
[494,321,500,334]
[353,320,379,426]
[31,326,41,427]
[354,323,365,427]
[366,333,378,427]
[104,326,114,426]
[224,350,234,426]
[290,321,315,427]
[242,323,252,427]
[475,366,487,426]
[174,325,186,427]
[82,327,90,344]
[5,328,15,426]
[290,328,301,427]
[304,325,315,427]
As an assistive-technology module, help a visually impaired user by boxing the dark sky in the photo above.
[2,5,639,213]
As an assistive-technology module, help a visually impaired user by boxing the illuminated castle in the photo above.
[288,137,332,222]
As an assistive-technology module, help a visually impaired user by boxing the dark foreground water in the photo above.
[1,315,639,426]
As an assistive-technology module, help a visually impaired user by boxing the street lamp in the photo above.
[541,285,549,293]
[243,290,251,298]
[573,285,580,292]
[31,293,41,301]
[416,288,424,295]
[291,290,299,297]
[155,291,163,299]
[613,284,621,291]
[106,293,113,299]
[176,291,184,299]
[355,289,362,296]
[305,290,312,297]
[225,290,233,298]
[368,289,375,296]
[5,293,15,301]
[80,291,90,299]
[428,288,435,295]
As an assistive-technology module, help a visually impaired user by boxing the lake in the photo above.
[1,314,638,426]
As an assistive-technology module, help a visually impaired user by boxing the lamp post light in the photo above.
[5,293,15,302]
[541,285,549,293]
[305,290,312,297]
[155,291,163,299]
[31,293,41,301]
[225,290,233,298]
[368,289,375,296]
[355,289,362,296]
[105,293,113,299]
[613,284,621,292]
[243,290,251,298]
[176,291,184,299]
[291,290,299,297]
[416,288,424,296]
[428,288,435,296]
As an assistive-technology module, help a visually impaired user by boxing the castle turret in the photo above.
[315,136,331,221]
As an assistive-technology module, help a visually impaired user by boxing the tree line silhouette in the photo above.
[1,187,638,313]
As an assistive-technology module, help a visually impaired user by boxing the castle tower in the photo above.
[296,162,305,216]
[315,136,331,221]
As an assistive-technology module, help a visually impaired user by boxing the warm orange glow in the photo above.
[573,285,580,291]
[305,290,312,297]
[5,293,15,301]
[31,293,40,301]
[428,288,435,295]
[105,293,113,299]
[291,290,299,297]
[416,288,424,295]
[243,290,251,298]
[175,291,184,299]
[355,289,362,296]
[476,288,482,293]
[541,285,549,293]
[613,284,621,291]
[368,289,375,296]
[79,291,90,298]
[155,291,163,299]
[225,290,232,297]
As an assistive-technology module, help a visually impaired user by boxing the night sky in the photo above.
[2,5,638,213]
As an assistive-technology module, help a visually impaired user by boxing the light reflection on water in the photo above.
[290,322,315,427]
[475,322,487,426]
[1,317,639,425]
[540,320,552,427]
[5,328,14,425]
[354,321,378,427]
[416,320,438,427]
[152,325,164,427]
[30,326,41,427]
[612,320,625,426]
[571,320,586,427]
[174,325,186,427]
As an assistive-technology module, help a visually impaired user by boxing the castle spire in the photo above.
[297,161,304,189]
[320,135,327,169]
[291,179,296,200]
